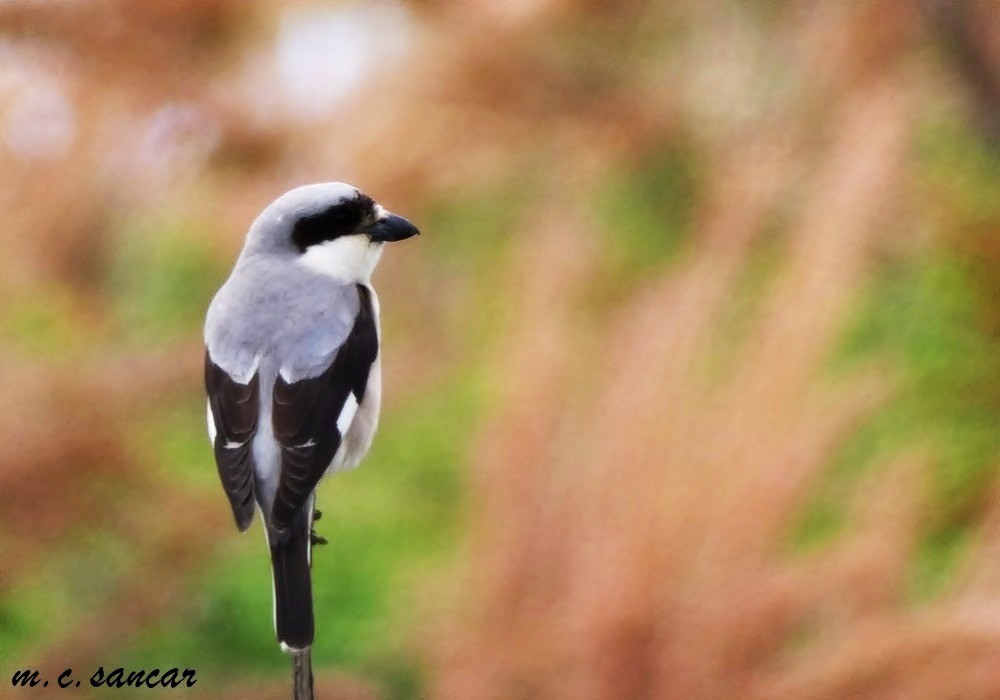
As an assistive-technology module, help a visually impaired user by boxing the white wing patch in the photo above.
[206,399,217,445]
[337,392,359,435]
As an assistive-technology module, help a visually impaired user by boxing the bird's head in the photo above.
[244,182,419,283]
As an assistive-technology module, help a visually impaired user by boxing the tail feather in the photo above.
[268,510,313,651]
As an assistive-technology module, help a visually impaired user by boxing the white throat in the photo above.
[298,235,384,284]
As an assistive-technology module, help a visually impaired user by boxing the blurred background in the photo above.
[1,1,998,698]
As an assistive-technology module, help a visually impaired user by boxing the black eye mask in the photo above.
[290,195,375,252]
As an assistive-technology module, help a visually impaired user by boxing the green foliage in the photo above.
[794,255,1000,598]
[1,287,92,357]
[108,219,225,343]
[914,115,1000,221]
[590,141,701,305]
[419,179,530,268]
[1,531,131,662]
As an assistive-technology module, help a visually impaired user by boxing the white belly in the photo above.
[328,356,381,474]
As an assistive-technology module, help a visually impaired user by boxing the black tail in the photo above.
[269,510,313,651]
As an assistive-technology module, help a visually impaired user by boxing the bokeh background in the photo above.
[1,1,999,698]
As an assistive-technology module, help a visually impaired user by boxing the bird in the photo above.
[203,182,419,652]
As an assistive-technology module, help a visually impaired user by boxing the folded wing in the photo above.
[204,352,259,531]
[271,284,379,531]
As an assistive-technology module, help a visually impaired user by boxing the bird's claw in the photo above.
[311,509,327,546]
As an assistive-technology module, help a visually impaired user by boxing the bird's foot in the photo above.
[310,529,328,546]
[313,508,322,522]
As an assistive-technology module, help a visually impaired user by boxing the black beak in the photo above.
[367,213,420,242]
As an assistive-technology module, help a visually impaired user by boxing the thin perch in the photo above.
[292,648,313,700]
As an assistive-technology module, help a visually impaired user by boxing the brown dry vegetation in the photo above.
[1,1,998,698]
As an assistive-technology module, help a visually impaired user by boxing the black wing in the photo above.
[205,351,259,531]
[270,284,379,531]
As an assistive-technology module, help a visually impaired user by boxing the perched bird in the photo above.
[203,182,419,652]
